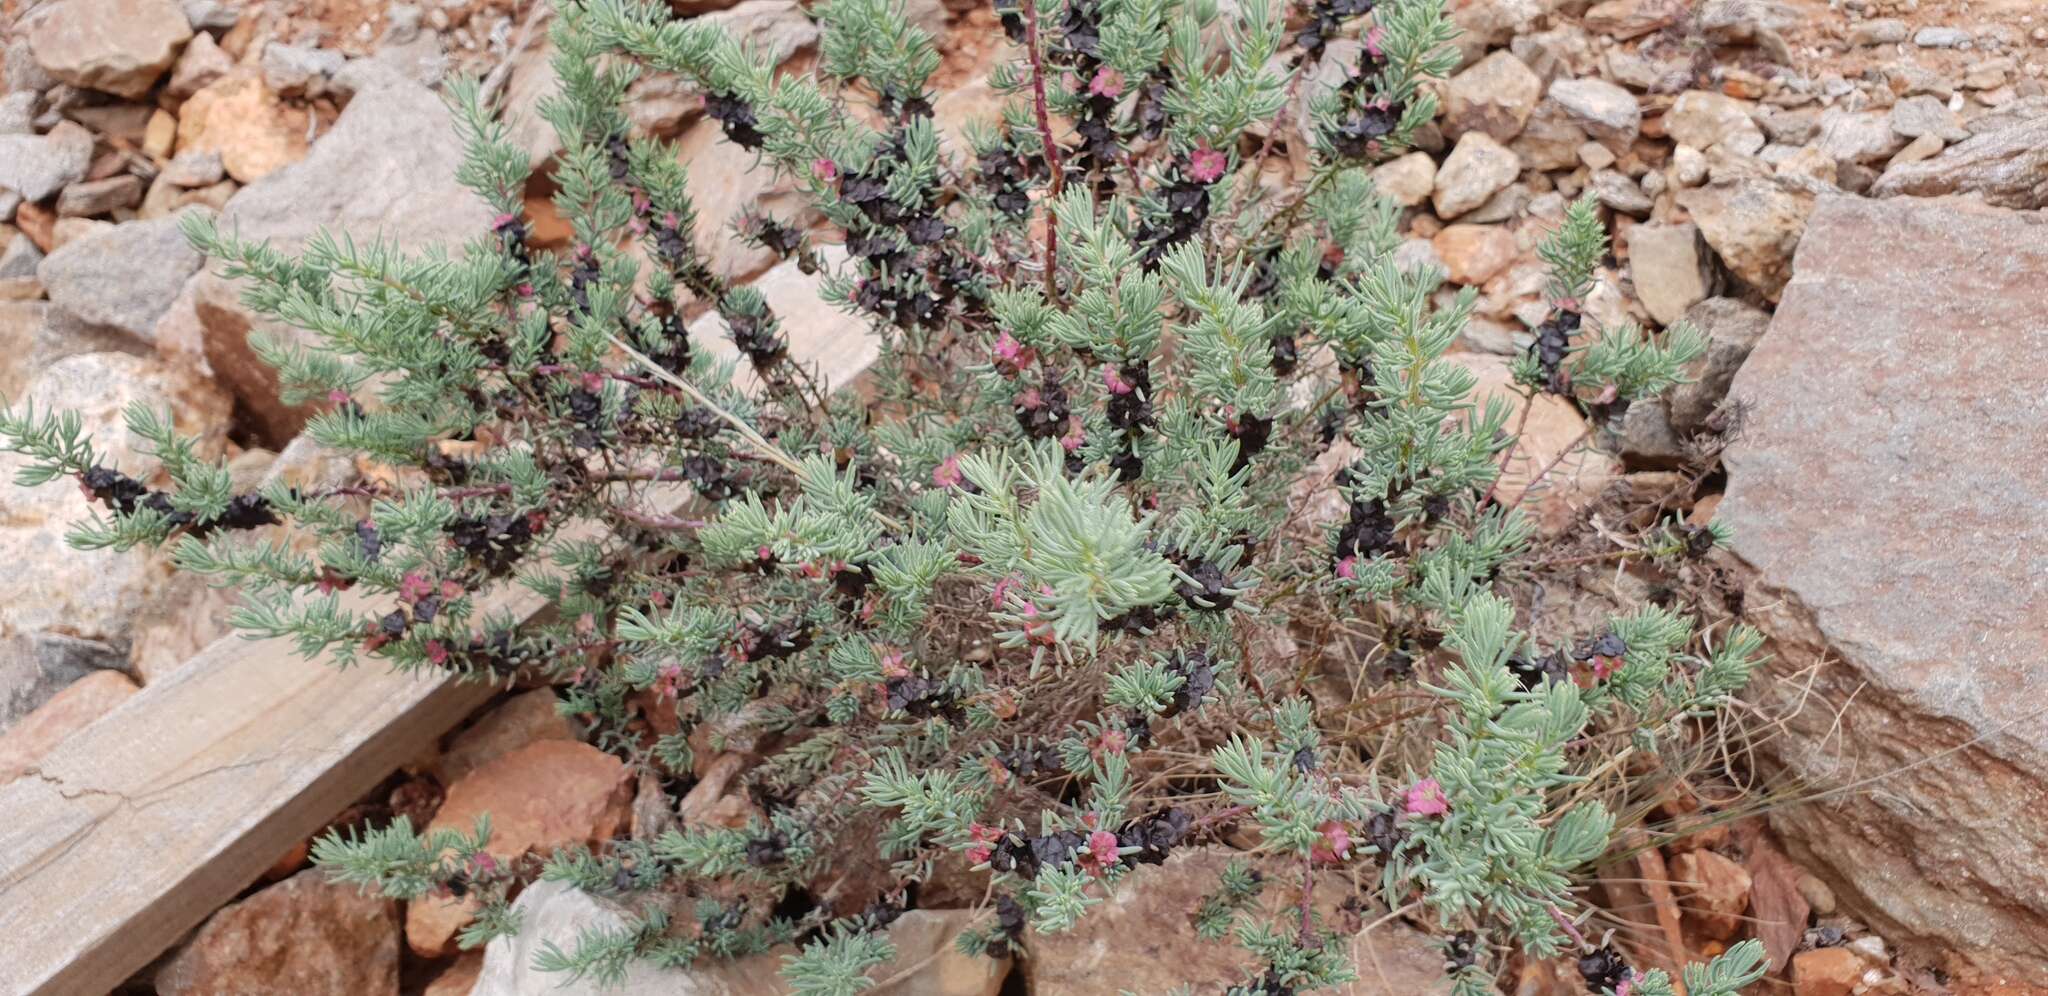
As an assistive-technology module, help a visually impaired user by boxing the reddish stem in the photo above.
[1020,0,1065,301]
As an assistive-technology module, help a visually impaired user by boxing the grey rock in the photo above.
[1888,94,1965,141]
[38,210,207,343]
[0,232,44,282]
[381,4,423,44]
[180,0,241,30]
[1871,114,2048,209]
[0,189,21,223]
[260,42,345,96]
[1665,296,1767,432]
[54,174,143,217]
[1549,77,1642,146]
[476,882,1003,996]
[0,93,36,135]
[1758,106,1818,145]
[164,29,229,98]
[1510,98,1590,172]
[6,37,58,95]
[702,0,820,65]
[1816,108,1908,166]
[1590,169,1651,216]
[1722,195,2048,979]
[0,300,43,397]
[160,150,225,188]
[29,304,147,370]
[26,0,194,99]
[0,120,93,201]
[0,633,127,733]
[1912,26,1970,48]
[1849,17,1907,46]
[1666,90,1765,156]
[196,73,492,443]
[1610,397,1688,468]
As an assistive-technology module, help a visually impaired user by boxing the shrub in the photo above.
[2,0,1768,992]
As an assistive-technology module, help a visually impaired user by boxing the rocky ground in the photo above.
[1,0,2045,993]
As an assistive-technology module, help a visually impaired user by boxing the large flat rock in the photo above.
[1720,194,2048,977]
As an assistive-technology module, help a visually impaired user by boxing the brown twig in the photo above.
[1020,0,1065,301]
[1500,425,1594,513]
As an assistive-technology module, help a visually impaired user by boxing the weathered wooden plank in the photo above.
[0,253,877,995]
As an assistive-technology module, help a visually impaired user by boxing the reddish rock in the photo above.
[0,670,138,783]
[174,73,309,185]
[432,688,578,785]
[1447,354,1615,534]
[1432,223,1519,286]
[1670,849,1752,941]
[156,869,400,995]
[1790,947,1866,996]
[1722,196,2048,977]
[405,739,631,956]
[1025,847,1449,995]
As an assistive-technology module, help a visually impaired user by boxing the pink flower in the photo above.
[398,572,434,603]
[1404,778,1449,817]
[1096,728,1127,756]
[1088,66,1125,99]
[994,331,1026,363]
[1364,25,1386,59]
[328,388,352,406]
[1102,366,1134,395]
[1336,556,1358,580]
[1311,820,1352,864]
[1060,421,1085,452]
[1615,981,1633,996]
[440,580,466,601]
[812,157,839,181]
[1188,146,1228,184]
[491,212,519,231]
[1017,386,1043,410]
[965,822,1003,865]
[1082,829,1121,874]
[471,852,499,876]
[932,454,964,488]
[516,282,534,298]
[425,640,449,665]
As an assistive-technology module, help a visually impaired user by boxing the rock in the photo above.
[704,0,820,64]
[156,869,399,995]
[0,120,94,202]
[26,0,192,99]
[1585,0,1679,40]
[139,174,235,220]
[1612,397,1688,468]
[1790,947,1866,996]
[7,37,59,95]
[1671,849,1753,940]
[1577,140,1616,172]
[52,174,142,217]
[1675,175,1814,298]
[0,351,230,651]
[181,0,240,29]
[1815,108,1907,166]
[0,297,43,375]
[1590,169,1651,216]
[1431,224,1517,286]
[196,73,492,444]
[1665,91,1765,156]
[1432,131,1521,220]
[0,234,45,300]
[165,29,230,98]
[1886,133,1944,169]
[1871,115,2048,209]
[143,108,177,159]
[1912,26,1970,49]
[1442,51,1543,143]
[0,93,35,135]
[260,42,345,97]
[1665,296,1766,433]
[1759,107,1819,146]
[0,669,137,782]
[499,40,564,171]
[475,882,1002,996]
[1549,77,1641,147]
[1369,151,1436,207]
[1796,873,1837,916]
[1888,94,1963,141]
[406,740,632,956]
[1722,196,2048,978]
[432,688,578,785]
[160,149,224,188]
[37,209,206,344]
[1849,17,1907,46]
[671,117,821,279]
[1451,353,1615,534]
[1025,847,1450,995]
[175,73,309,184]
[424,954,484,996]
[0,633,126,733]
[49,217,110,250]
[1508,25,1592,84]
[1627,221,1714,327]
[1510,101,1586,175]
[1697,0,1798,44]
[1671,143,1708,186]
